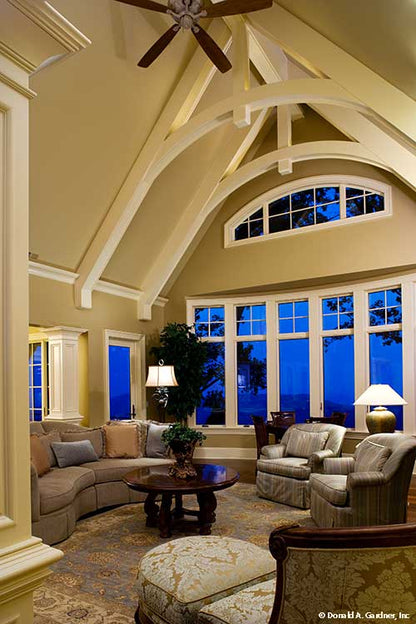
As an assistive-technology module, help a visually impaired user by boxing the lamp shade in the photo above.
[354,384,407,406]
[145,364,178,387]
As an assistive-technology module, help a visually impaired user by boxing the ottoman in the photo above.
[136,535,276,624]
[198,579,275,624]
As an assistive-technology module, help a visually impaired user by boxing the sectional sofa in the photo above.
[30,420,172,545]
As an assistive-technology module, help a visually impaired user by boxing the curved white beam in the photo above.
[139,140,389,314]
[76,80,368,309]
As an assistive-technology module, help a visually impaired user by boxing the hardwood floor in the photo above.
[199,459,416,523]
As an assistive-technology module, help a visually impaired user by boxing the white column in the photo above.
[43,327,86,424]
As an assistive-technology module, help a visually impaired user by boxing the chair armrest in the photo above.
[260,444,286,459]
[323,456,355,475]
[307,449,334,473]
[30,462,40,522]
[347,471,386,490]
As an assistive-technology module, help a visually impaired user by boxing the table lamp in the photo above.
[354,384,407,433]
[145,360,178,408]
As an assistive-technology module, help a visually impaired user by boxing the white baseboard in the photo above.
[194,447,257,460]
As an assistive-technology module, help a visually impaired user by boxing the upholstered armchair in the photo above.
[310,433,416,527]
[256,423,346,509]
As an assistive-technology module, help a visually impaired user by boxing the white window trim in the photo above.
[186,271,416,435]
[224,175,392,248]
[103,330,146,422]
[28,337,49,420]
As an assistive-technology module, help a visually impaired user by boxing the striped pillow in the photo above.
[354,439,392,472]
[286,429,329,459]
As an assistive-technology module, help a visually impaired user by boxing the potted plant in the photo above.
[150,322,207,478]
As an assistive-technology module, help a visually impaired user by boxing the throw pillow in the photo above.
[104,420,146,457]
[103,423,140,458]
[51,440,99,468]
[354,439,392,472]
[146,423,169,458]
[37,431,61,467]
[30,434,51,477]
[286,428,329,459]
[61,428,104,458]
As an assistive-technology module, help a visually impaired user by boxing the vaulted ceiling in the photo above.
[27,0,416,319]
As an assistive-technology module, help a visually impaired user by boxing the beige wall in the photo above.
[165,159,416,321]
[30,276,165,427]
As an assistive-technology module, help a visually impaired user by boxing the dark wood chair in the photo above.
[251,415,269,459]
[306,412,347,426]
[267,411,296,443]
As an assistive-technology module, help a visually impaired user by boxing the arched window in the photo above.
[225,176,391,247]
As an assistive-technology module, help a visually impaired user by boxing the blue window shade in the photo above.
[197,343,225,426]
[109,345,131,420]
[279,339,310,422]
[237,341,267,425]
[369,331,403,430]
[323,336,355,427]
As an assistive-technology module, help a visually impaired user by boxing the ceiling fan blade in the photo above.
[115,0,168,14]
[203,0,273,18]
[192,25,231,73]
[138,25,179,67]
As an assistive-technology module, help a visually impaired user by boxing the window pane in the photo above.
[339,296,353,313]
[279,339,310,423]
[197,343,225,426]
[33,409,43,422]
[109,345,131,420]
[252,305,266,320]
[369,291,385,309]
[346,197,364,218]
[369,309,386,326]
[210,307,224,322]
[316,202,340,223]
[33,387,42,409]
[323,314,338,331]
[235,223,248,240]
[195,323,209,337]
[292,208,314,228]
[322,298,338,314]
[269,196,290,216]
[236,306,250,321]
[236,321,251,336]
[237,341,267,425]
[387,288,401,306]
[33,365,42,386]
[387,307,402,324]
[210,323,225,337]
[366,194,384,213]
[340,313,354,329]
[346,187,364,198]
[195,307,208,322]
[249,221,263,237]
[295,316,309,333]
[295,300,308,317]
[323,336,355,427]
[369,331,403,430]
[279,319,293,334]
[291,189,314,210]
[32,344,42,364]
[250,208,263,221]
[316,186,339,204]
[252,320,266,335]
[269,214,290,233]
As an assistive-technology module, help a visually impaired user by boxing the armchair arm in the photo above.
[260,444,286,459]
[347,471,386,490]
[30,462,40,522]
[307,449,334,473]
[323,456,355,475]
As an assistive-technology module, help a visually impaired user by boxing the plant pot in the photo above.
[168,439,197,479]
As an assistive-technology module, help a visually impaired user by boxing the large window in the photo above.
[225,176,390,247]
[188,274,416,433]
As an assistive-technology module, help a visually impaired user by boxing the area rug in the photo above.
[33,483,313,623]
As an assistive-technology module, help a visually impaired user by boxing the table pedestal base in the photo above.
[143,491,218,538]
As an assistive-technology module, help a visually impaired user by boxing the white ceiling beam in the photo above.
[74,20,231,309]
[247,4,416,145]
[230,17,251,128]
[137,109,269,320]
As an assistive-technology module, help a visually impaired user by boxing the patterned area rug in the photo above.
[33,483,313,623]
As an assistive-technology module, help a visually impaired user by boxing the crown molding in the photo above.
[7,0,91,54]
[28,262,168,307]
[0,41,35,73]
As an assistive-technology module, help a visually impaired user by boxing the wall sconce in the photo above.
[145,360,178,408]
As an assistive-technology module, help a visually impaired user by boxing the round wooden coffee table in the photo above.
[123,463,239,538]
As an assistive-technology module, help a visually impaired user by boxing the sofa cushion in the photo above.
[198,579,275,624]
[52,440,99,468]
[354,439,392,473]
[80,457,172,484]
[61,429,104,458]
[257,457,311,480]
[30,434,51,477]
[38,466,95,515]
[146,423,169,458]
[286,428,329,459]
[310,474,348,506]
[35,431,61,467]
[137,536,276,624]
[30,421,46,435]
[103,423,141,458]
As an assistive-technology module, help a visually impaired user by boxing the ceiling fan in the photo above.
[115,0,273,73]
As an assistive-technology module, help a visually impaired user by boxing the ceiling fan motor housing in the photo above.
[167,0,207,30]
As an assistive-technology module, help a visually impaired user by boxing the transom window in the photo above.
[225,176,390,247]
[236,304,266,336]
[278,300,309,334]
[322,295,354,330]
[195,306,225,337]
[368,288,402,326]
